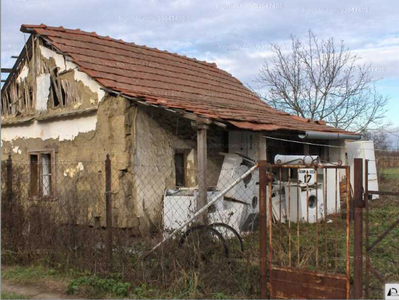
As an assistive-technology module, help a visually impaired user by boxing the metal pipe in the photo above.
[353,158,363,299]
[365,160,370,298]
[259,160,268,299]
[147,163,259,254]
[345,166,351,300]
[299,131,361,140]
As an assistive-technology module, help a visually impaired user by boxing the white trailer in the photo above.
[346,141,379,199]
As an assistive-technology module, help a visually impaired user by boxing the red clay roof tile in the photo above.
[21,24,354,135]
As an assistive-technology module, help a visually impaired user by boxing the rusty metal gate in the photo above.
[259,161,351,299]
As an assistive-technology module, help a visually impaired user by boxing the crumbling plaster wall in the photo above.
[2,40,229,235]
[1,95,137,229]
[2,41,105,119]
[133,106,227,233]
[1,42,140,227]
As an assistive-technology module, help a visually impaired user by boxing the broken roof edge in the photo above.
[100,87,229,129]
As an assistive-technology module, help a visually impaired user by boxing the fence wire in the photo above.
[1,155,261,298]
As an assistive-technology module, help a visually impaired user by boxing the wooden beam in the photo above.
[32,36,37,109]
[2,35,33,94]
[258,134,267,161]
[105,89,229,129]
[196,122,209,224]
[1,68,13,73]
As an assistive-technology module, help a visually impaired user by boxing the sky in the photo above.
[1,0,399,138]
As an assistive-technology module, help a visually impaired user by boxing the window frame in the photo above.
[28,149,56,200]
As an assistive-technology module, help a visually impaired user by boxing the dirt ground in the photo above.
[2,280,72,299]
[2,280,70,299]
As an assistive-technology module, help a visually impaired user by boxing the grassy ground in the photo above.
[380,167,399,180]
[2,167,398,299]
[365,168,399,299]
[1,264,249,299]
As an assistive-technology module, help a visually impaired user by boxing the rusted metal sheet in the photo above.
[270,267,348,299]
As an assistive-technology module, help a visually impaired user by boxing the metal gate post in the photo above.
[354,158,364,299]
[105,154,113,272]
[259,160,268,299]
[365,160,370,298]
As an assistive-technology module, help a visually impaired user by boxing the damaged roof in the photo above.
[21,24,354,134]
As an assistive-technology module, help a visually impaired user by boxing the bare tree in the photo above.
[257,30,389,133]
[362,130,390,150]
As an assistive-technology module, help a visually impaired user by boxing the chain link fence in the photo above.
[1,154,261,298]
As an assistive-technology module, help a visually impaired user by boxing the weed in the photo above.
[2,265,62,283]
[67,274,131,298]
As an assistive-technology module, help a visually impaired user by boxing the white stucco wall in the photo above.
[1,115,98,142]
[17,65,29,82]
[36,74,51,111]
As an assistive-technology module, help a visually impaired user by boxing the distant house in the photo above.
[1,24,359,234]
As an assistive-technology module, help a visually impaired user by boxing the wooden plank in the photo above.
[2,35,33,93]
[32,36,37,110]
[196,123,208,224]
[49,68,62,106]
[36,107,98,121]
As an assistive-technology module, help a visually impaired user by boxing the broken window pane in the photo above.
[41,153,52,196]
[30,154,39,196]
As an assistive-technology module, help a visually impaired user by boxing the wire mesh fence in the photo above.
[364,156,399,299]
[3,151,397,298]
[1,154,261,298]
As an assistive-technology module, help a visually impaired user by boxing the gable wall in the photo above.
[1,94,138,229]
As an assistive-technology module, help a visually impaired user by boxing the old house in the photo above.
[1,24,359,234]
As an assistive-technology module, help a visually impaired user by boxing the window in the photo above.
[174,152,185,187]
[29,151,54,198]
